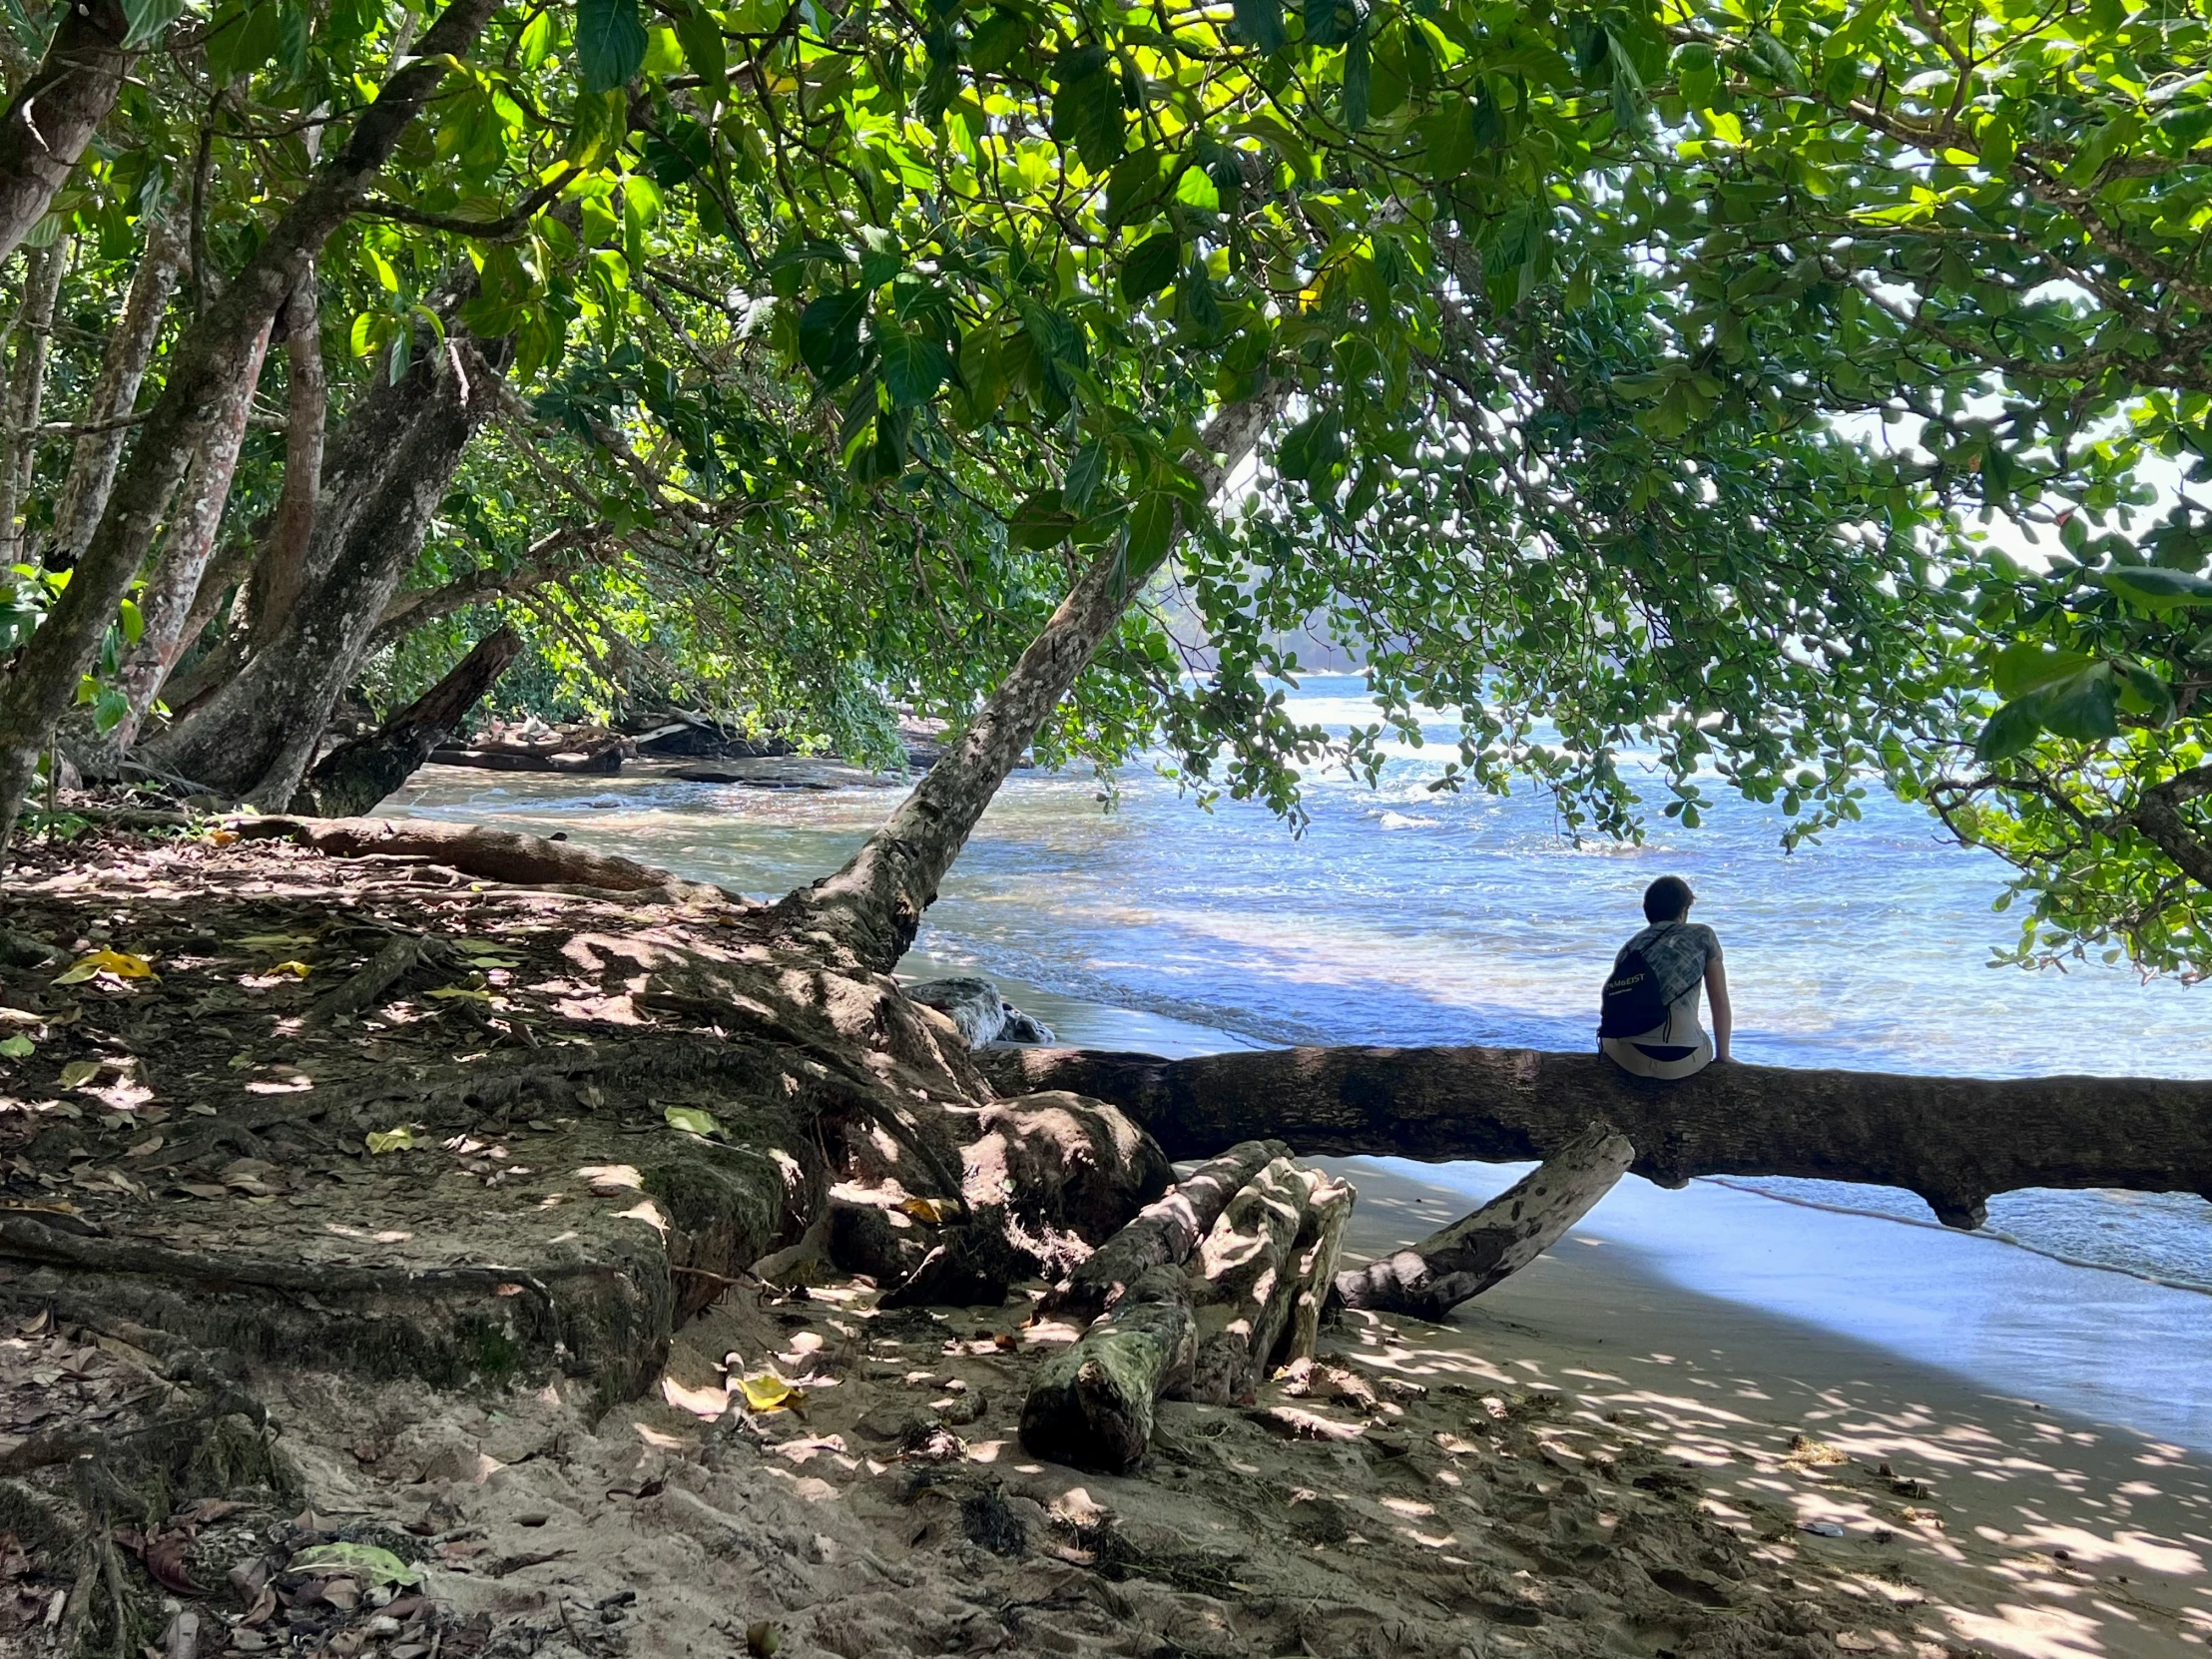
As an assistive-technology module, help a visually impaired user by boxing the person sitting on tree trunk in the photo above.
[1598,875,1732,1080]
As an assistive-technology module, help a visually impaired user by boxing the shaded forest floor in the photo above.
[0,824,2087,1657]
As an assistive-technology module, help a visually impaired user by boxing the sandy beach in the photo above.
[237,1153,2212,1659]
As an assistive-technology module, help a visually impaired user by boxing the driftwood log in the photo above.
[980,1044,2212,1229]
[1334,1123,1634,1319]
[229,815,734,902]
[1184,1159,1349,1405]
[1045,1138,1288,1320]
[1020,1264,1196,1473]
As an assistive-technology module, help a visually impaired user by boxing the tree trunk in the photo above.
[292,624,519,816]
[144,326,505,806]
[1333,1123,1634,1319]
[0,0,134,266]
[1019,1264,1196,1474]
[110,318,273,747]
[44,207,185,570]
[0,239,64,561]
[1044,1138,1288,1320]
[978,1044,2212,1229]
[0,0,500,846]
[249,256,324,645]
[773,387,1287,972]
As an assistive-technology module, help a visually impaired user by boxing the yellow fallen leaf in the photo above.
[736,1373,801,1413]
[270,960,311,978]
[53,949,157,985]
[57,1060,101,1088]
[205,829,239,845]
[365,1127,416,1154]
[425,986,493,1001]
[899,1196,958,1224]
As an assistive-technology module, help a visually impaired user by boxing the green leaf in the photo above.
[1063,438,1108,512]
[2038,666,2121,742]
[118,597,144,645]
[518,7,554,68]
[1991,645,2098,701]
[875,328,952,405]
[122,0,185,46]
[798,287,870,387]
[665,1104,723,1138]
[1009,487,1076,549]
[2120,660,2177,723]
[674,4,728,93]
[0,1035,32,1059]
[1051,46,1125,172]
[2100,566,2212,609]
[968,10,1030,72]
[1303,0,1362,50]
[1124,487,1181,576]
[1231,0,1287,53]
[1342,26,1372,130]
[1975,697,2044,764]
[1119,232,1181,303]
[288,1545,421,1588]
[576,0,650,93]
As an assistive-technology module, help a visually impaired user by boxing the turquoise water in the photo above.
[390,674,2212,1313]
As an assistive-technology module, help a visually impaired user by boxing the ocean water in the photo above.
[389,677,2212,1298]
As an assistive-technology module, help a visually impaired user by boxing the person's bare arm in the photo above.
[1705,949,1732,1062]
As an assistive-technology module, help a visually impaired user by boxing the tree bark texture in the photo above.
[1018,1264,1195,1475]
[110,318,273,747]
[293,624,520,816]
[1333,1122,1633,1320]
[1182,1158,1345,1406]
[773,386,1288,973]
[0,0,134,265]
[226,813,730,900]
[0,0,501,843]
[0,239,64,561]
[249,257,324,646]
[147,327,505,806]
[44,207,185,569]
[977,1044,2212,1229]
[1044,1138,1288,1320]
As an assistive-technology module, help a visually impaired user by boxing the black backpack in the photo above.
[1598,924,1678,1039]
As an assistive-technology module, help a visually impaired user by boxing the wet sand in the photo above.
[1338,1157,2212,1657]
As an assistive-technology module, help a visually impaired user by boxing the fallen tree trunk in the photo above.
[1019,1265,1195,1474]
[1045,1138,1287,1320]
[228,814,732,901]
[978,1044,2212,1229]
[293,625,521,815]
[1334,1123,1633,1320]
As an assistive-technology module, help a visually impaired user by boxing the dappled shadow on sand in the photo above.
[1339,1160,2212,1658]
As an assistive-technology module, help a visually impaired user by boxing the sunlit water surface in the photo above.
[391,678,2212,1442]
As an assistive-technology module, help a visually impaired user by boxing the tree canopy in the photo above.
[2,0,2212,973]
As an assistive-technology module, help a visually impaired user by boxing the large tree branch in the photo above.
[978,1044,2212,1230]
[0,0,134,265]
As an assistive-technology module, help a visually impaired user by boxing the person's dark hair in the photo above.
[1643,875,1694,923]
